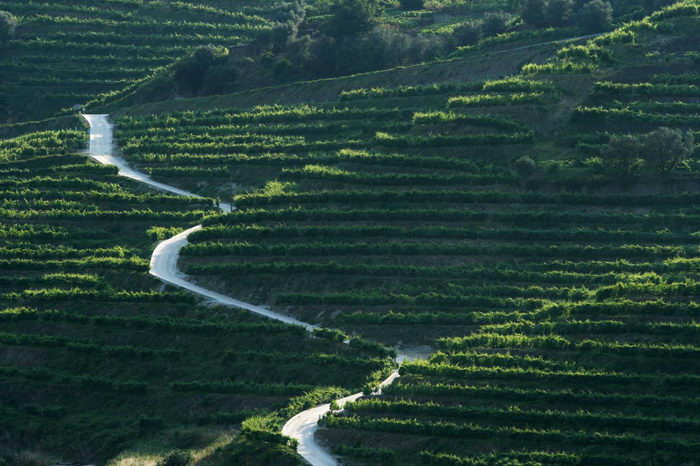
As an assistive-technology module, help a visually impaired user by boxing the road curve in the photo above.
[82,113,403,465]
[282,370,401,466]
[82,113,314,328]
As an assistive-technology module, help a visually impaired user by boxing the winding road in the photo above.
[82,113,405,465]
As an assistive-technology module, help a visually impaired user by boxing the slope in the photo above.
[101,1,700,463]
[0,122,391,465]
[0,0,276,123]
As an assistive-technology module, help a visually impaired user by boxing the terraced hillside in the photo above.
[318,6,700,465]
[0,0,594,124]
[1,0,699,463]
[104,2,700,464]
[0,126,393,464]
[0,0,276,122]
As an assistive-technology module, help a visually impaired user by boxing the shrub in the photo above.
[313,327,348,342]
[174,46,221,96]
[642,127,695,173]
[325,0,378,38]
[482,13,509,36]
[0,11,16,46]
[138,415,164,431]
[452,22,482,47]
[522,0,547,27]
[514,155,537,177]
[545,0,574,26]
[576,0,613,31]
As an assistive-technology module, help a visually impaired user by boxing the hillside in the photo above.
[0,126,394,464]
[0,0,277,123]
[0,0,591,123]
[104,1,700,464]
[1,0,699,464]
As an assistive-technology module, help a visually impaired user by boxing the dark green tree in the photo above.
[482,13,509,36]
[173,46,220,96]
[0,11,17,45]
[452,22,482,46]
[521,0,547,27]
[642,127,695,173]
[605,133,645,179]
[544,0,573,26]
[514,155,537,178]
[325,0,379,38]
[576,0,613,31]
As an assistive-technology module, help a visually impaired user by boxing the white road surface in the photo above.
[82,113,404,465]
[282,370,402,466]
[82,114,232,211]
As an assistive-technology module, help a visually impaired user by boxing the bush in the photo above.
[482,13,509,36]
[0,11,16,45]
[576,0,613,31]
[325,0,378,38]
[605,133,645,179]
[545,0,574,26]
[399,0,425,10]
[313,327,348,342]
[452,22,482,46]
[514,155,537,177]
[522,0,547,27]
[174,46,221,96]
[642,127,695,173]
[157,450,193,466]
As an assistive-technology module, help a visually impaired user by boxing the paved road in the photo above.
[282,370,401,466]
[82,113,400,465]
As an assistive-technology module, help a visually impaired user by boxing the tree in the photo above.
[482,13,509,36]
[576,0,613,32]
[272,0,307,43]
[521,0,547,27]
[605,133,645,179]
[173,46,220,96]
[514,155,537,178]
[0,11,17,46]
[399,0,425,10]
[642,127,695,173]
[452,22,482,47]
[544,0,573,26]
[325,0,378,38]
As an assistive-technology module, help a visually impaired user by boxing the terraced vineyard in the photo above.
[0,0,579,124]
[0,126,394,463]
[107,3,700,464]
[2,0,700,463]
[0,0,276,122]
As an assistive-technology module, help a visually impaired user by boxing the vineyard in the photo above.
[1,0,700,463]
[0,126,393,463]
[0,0,279,122]
[0,0,581,125]
[105,3,700,464]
